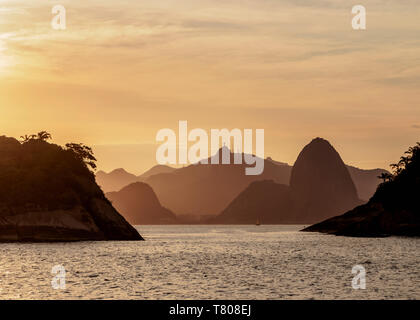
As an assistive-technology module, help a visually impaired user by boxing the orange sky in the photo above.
[1,0,419,174]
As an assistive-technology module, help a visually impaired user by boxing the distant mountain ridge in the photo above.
[96,168,138,193]
[107,182,177,225]
[96,165,175,193]
[97,144,387,219]
[211,138,364,224]
[346,166,389,201]
[144,148,292,216]
[138,165,176,180]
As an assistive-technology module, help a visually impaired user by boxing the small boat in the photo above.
[256,218,261,226]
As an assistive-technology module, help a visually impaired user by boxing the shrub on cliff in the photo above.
[0,133,102,212]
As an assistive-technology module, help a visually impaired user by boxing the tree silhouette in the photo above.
[19,135,35,143]
[378,172,393,183]
[389,142,420,176]
[19,132,51,143]
[36,131,52,141]
[65,143,97,171]
[18,132,96,171]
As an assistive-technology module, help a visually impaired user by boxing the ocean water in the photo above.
[0,225,418,300]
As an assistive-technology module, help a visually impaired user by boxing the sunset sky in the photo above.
[1,0,419,173]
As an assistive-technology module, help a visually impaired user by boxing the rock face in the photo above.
[106,182,177,225]
[0,136,143,242]
[302,203,419,237]
[290,138,362,222]
[211,138,363,224]
[303,142,420,237]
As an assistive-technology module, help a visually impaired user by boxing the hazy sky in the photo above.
[1,0,419,173]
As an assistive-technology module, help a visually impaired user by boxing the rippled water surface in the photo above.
[0,225,418,299]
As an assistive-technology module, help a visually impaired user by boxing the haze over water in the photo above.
[0,226,418,299]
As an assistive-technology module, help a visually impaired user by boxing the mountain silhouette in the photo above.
[290,137,362,222]
[96,168,138,193]
[138,165,176,180]
[0,135,142,242]
[106,182,177,225]
[95,144,386,223]
[303,142,420,236]
[211,138,363,224]
[145,147,292,218]
[209,180,296,224]
[96,165,175,192]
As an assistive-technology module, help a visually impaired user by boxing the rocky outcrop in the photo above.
[0,135,143,242]
[211,138,363,224]
[290,138,362,222]
[303,142,420,237]
[87,198,143,240]
[106,182,177,225]
[302,202,420,237]
[0,207,102,242]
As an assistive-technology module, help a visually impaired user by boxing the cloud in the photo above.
[378,76,420,87]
